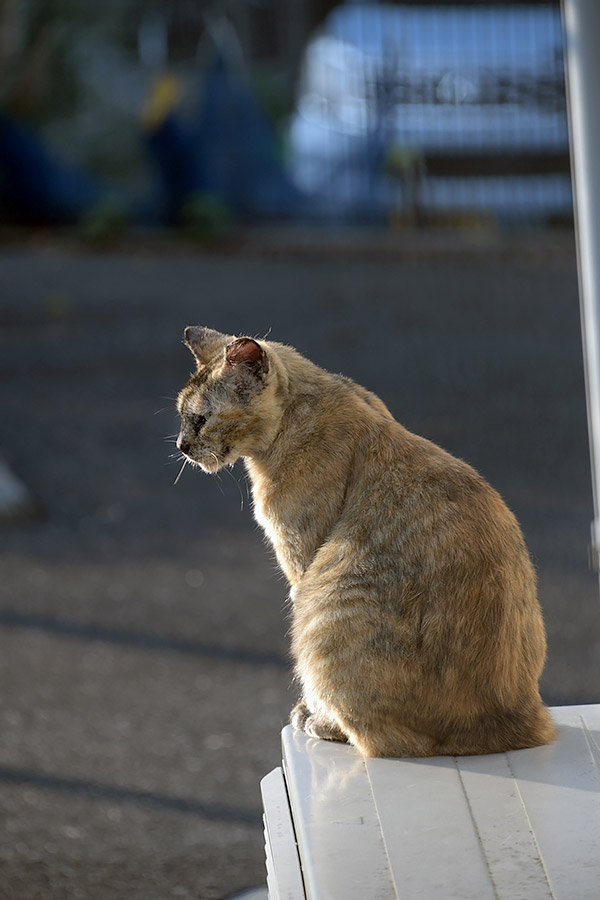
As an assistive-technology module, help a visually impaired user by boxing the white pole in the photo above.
[562,0,600,572]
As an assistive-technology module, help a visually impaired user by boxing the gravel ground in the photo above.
[0,232,599,900]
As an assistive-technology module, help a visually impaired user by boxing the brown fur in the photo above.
[176,326,556,757]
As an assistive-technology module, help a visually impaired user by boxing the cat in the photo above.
[176,326,556,757]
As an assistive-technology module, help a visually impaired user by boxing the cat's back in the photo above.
[294,381,552,756]
[315,384,536,613]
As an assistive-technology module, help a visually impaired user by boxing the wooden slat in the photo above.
[276,706,600,899]
[366,755,497,900]
[260,767,305,900]
[281,727,397,900]
[456,753,553,900]
[506,705,600,900]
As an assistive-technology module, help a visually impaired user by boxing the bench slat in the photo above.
[282,727,398,899]
[274,705,600,899]
[366,755,498,899]
[506,705,600,900]
[261,766,305,900]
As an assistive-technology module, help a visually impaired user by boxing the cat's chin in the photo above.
[180,451,222,474]
[199,459,222,474]
[196,450,233,473]
[188,454,221,474]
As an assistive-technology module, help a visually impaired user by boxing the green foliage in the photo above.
[76,196,128,246]
[385,144,426,180]
[180,192,231,243]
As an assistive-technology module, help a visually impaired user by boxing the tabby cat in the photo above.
[176,326,555,757]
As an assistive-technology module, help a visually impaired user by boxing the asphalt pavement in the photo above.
[1,230,599,900]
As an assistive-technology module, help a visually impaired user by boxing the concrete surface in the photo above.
[0,232,599,900]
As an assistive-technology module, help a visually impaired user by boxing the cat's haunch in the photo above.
[177,327,555,757]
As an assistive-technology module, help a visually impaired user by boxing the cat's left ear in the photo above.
[223,338,269,382]
[184,326,210,363]
[184,326,225,366]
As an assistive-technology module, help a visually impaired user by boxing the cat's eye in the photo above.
[191,414,207,433]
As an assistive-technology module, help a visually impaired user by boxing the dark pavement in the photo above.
[1,232,599,899]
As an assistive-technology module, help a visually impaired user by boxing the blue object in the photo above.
[197,52,300,218]
[288,3,571,222]
[144,52,301,223]
[144,114,204,224]
[0,113,108,225]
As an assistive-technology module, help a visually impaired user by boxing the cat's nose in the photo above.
[177,436,191,455]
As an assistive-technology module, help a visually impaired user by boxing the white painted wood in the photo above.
[455,753,553,899]
[506,705,600,900]
[260,767,305,900]
[281,726,397,900]
[273,705,600,899]
[366,755,497,899]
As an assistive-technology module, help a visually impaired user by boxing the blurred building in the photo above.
[0,0,571,228]
[288,2,570,224]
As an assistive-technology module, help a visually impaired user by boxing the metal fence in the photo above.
[0,1,572,230]
[286,2,571,225]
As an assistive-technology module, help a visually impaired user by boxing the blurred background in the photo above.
[0,0,572,232]
[1,1,599,899]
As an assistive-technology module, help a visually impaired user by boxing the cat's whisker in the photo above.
[240,466,253,501]
[212,471,226,496]
[173,458,188,485]
[221,461,246,511]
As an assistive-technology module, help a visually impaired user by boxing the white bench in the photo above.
[261,705,600,899]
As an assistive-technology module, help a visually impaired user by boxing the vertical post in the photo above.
[277,0,312,102]
[562,0,600,573]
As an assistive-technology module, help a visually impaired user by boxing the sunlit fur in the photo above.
[177,327,556,757]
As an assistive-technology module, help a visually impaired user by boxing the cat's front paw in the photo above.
[290,700,311,731]
[304,714,329,740]
[291,701,347,743]
[304,713,348,744]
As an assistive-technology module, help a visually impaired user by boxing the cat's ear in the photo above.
[223,337,269,382]
[184,326,219,365]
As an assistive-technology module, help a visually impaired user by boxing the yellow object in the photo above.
[141,73,184,131]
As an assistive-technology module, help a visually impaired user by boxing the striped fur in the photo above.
[177,327,555,757]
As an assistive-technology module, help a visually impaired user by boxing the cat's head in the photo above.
[176,326,282,472]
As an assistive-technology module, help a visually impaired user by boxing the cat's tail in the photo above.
[436,698,557,757]
[341,698,557,758]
